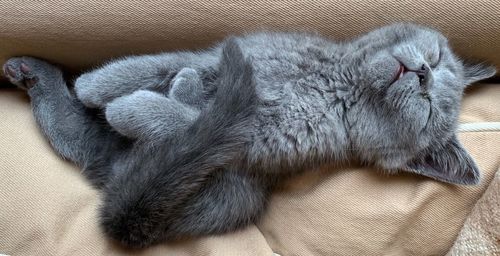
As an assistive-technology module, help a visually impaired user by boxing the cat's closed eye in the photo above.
[428,47,441,68]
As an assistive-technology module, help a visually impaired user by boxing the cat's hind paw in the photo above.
[2,57,58,90]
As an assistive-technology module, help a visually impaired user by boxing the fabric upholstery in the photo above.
[0,89,274,256]
[0,1,499,255]
[0,84,498,255]
[447,169,500,256]
[0,0,499,72]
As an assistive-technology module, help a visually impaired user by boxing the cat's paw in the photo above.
[105,90,199,140]
[171,68,200,87]
[2,57,60,90]
[169,68,205,108]
[74,72,106,108]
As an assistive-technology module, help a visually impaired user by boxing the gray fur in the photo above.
[168,67,207,110]
[105,90,196,140]
[105,68,205,140]
[3,23,495,248]
[74,52,218,108]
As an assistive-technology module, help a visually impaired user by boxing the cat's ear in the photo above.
[404,135,480,185]
[463,62,496,85]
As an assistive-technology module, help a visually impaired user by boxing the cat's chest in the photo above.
[247,66,349,170]
[233,33,350,169]
[247,90,348,171]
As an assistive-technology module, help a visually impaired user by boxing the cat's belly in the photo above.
[229,32,349,171]
[246,94,349,173]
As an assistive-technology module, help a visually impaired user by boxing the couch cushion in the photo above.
[258,83,500,255]
[0,1,499,71]
[447,168,500,255]
[0,89,274,256]
[0,83,498,255]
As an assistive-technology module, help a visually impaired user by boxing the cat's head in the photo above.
[346,23,495,185]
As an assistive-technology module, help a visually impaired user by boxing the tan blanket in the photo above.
[448,169,500,255]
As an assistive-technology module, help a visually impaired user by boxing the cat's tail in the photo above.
[100,38,258,248]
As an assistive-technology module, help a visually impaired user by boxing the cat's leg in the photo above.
[105,90,199,140]
[104,67,205,140]
[101,168,270,247]
[166,170,270,240]
[99,39,263,247]
[3,57,129,187]
[75,52,218,108]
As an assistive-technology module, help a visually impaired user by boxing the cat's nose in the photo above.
[416,64,428,81]
[416,64,431,90]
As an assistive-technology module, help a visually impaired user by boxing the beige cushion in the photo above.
[1,1,500,255]
[0,1,500,72]
[257,84,500,256]
[0,84,498,255]
[0,89,274,256]
[447,169,500,255]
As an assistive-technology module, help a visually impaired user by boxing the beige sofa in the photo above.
[1,1,499,255]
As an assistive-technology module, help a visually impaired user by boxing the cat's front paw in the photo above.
[169,67,205,109]
[3,57,61,90]
[171,68,199,87]
[74,72,105,108]
[105,90,198,140]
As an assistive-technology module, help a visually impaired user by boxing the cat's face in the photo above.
[347,24,495,184]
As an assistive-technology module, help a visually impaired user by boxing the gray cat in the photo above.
[3,23,495,248]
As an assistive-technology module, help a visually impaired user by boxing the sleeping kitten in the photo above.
[3,23,495,248]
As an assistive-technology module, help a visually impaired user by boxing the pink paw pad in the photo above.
[2,60,38,89]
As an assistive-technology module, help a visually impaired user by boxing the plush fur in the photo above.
[3,23,496,248]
